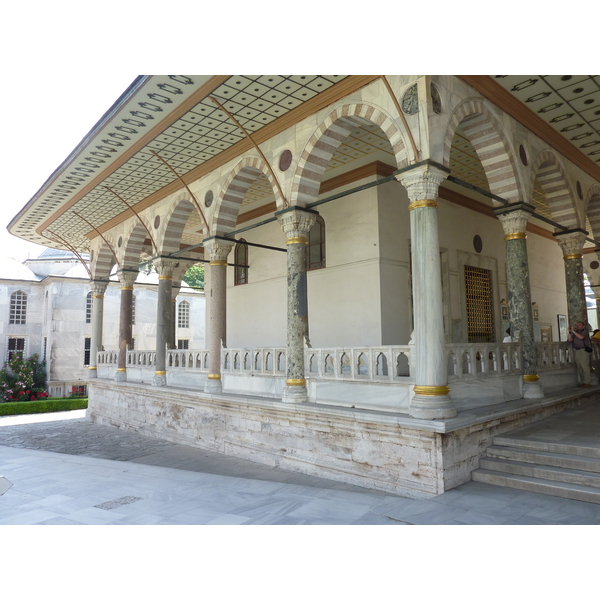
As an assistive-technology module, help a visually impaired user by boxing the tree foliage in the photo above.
[183,264,205,290]
[0,353,48,403]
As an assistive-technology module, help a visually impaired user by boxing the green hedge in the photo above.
[0,398,88,416]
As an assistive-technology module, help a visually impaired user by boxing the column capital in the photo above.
[554,229,587,258]
[90,279,109,296]
[494,205,535,238]
[117,269,138,287]
[152,257,179,278]
[394,161,449,203]
[276,206,318,241]
[203,237,235,263]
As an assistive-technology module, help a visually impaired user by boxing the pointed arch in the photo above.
[443,98,522,204]
[290,102,410,207]
[212,156,286,236]
[90,240,116,280]
[531,149,578,230]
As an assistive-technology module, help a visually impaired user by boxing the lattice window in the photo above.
[131,294,136,325]
[9,290,27,324]
[234,240,248,285]
[84,337,91,366]
[7,337,25,361]
[308,215,326,270]
[177,339,189,350]
[464,265,495,343]
[178,301,190,328]
[86,292,93,324]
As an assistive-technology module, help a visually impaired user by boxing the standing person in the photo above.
[568,321,593,388]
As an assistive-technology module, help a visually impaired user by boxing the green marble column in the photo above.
[153,258,178,386]
[276,207,317,403]
[554,230,588,327]
[494,204,543,399]
[396,163,456,419]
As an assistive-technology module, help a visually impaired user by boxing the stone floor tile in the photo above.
[287,498,372,523]
[204,514,252,525]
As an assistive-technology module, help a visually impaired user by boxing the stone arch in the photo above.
[443,98,522,204]
[212,156,286,236]
[120,222,147,270]
[290,102,410,207]
[157,191,202,256]
[586,184,600,239]
[90,240,117,280]
[530,149,578,229]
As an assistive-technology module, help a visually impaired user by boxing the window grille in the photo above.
[83,337,91,366]
[7,338,25,361]
[9,291,27,324]
[234,240,248,285]
[86,292,93,323]
[178,301,190,328]
[464,265,495,343]
[308,215,326,270]
[177,339,189,350]
[131,294,136,325]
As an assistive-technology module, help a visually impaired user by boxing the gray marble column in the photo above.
[276,207,318,403]
[88,280,108,378]
[554,230,588,327]
[153,258,178,387]
[116,270,138,382]
[494,203,543,399]
[203,238,234,393]
[396,163,456,419]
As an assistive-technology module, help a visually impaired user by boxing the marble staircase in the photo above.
[472,434,600,504]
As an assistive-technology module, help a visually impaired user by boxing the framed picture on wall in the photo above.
[558,314,568,342]
[540,325,552,343]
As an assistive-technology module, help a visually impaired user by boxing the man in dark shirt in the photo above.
[568,321,592,387]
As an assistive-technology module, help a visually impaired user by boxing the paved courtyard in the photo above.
[2,409,600,525]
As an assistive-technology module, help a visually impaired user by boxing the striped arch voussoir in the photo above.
[290,103,409,207]
[584,184,600,238]
[91,241,116,280]
[120,222,147,270]
[159,192,197,256]
[444,98,521,204]
[213,156,285,236]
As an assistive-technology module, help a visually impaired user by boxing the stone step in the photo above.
[486,445,600,473]
[472,469,600,504]
[493,435,600,459]
[479,456,600,489]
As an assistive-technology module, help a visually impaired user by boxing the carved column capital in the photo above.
[152,257,179,278]
[395,163,449,203]
[554,230,587,258]
[276,207,318,242]
[117,269,138,288]
[203,238,234,264]
[495,209,531,238]
[91,280,109,296]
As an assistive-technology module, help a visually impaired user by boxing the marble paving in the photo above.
[1,409,600,525]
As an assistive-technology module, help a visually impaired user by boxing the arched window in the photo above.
[308,216,325,270]
[178,300,190,328]
[10,290,27,324]
[86,292,93,324]
[234,239,248,285]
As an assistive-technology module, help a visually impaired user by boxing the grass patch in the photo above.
[0,398,88,417]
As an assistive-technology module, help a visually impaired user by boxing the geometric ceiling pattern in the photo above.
[11,75,348,252]
[494,76,600,164]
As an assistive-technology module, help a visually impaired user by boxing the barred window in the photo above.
[177,339,189,350]
[131,294,136,325]
[83,337,91,366]
[464,265,495,343]
[178,300,190,328]
[308,215,326,270]
[86,292,93,324]
[9,290,27,324]
[7,337,25,361]
[234,240,248,285]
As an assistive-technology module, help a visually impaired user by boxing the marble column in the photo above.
[203,238,234,393]
[276,207,318,403]
[153,258,178,387]
[493,203,543,399]
[116,270,138,382]
[554,230,588,326]
[88,280,108,378]
[396,163,456,419]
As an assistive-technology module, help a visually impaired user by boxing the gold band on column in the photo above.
[117,368,127,372]
[88,366,97,370]
[286,237,308,245]
[155,370,166,376]
[413,385,450,396]
[408,200,438,211]
[563,253,583,260]
[286,378,306,386]
[207,373,222,380]
[158,275,173,280]
[523,374,539,382]
[93,294,104,299]
[120,286,133,291]
[504,232,527,241]
[209,260,228,267]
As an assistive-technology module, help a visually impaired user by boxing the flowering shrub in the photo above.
[0,353,48,403]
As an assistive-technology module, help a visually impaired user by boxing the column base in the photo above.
[88,367,98,379]
[153,374,167,387]
[282,384,309,403]
[409,389,456,419]
[523,377,544,399]
[115,369,127,382]
[204,376,222,394]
